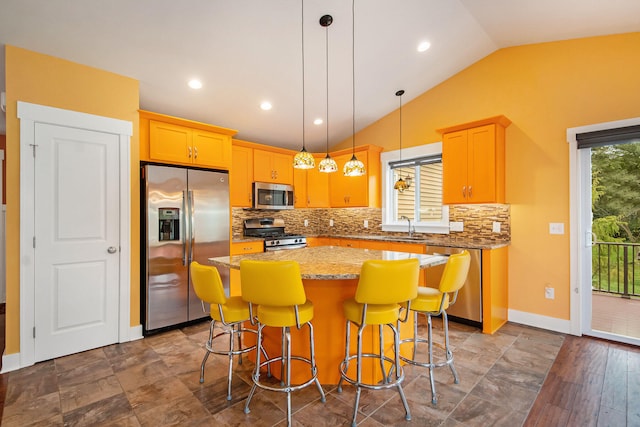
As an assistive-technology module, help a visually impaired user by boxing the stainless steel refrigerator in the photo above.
[142,164,230,334]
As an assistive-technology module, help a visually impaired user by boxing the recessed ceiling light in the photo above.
[260,101,272,111]
[314,118,323,125]
[417,41,431,52]
[188,79,203,89]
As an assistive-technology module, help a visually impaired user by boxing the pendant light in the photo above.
[343,0,366,177]
[293,0,315,169]
[393,89,410,192]
[318,14,338,173]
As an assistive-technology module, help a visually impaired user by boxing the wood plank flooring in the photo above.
[524,334,640,426]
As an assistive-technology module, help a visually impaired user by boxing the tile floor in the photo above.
[1,319,565,426]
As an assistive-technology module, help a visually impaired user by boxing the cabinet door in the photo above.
[468,124,496,203]
[293,167,308,208]
[253,149,274,182]
[307,157,330,207]
[231,145,253,207]
[339,239,361,248]
[271,152,294,184]
[330,153,369,207]
[149,120,190,163]
[442,129,469,204]
[192,130,231,169]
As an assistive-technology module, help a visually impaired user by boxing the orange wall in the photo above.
[334,32,640,321]
[4,46,140,354]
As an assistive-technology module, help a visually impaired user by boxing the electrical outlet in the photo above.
[549,222,564,235]
[304,219,309,227]
[329,219,334,227]
[449,221,464,232]
[545,286,555,300]
[492,222,501,233]
[364,220,368,228]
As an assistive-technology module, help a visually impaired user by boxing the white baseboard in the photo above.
[1,351,22,373]
[508,309,572,334]
[129,324,144,341]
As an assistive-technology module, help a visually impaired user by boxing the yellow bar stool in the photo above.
[240,260,326,427]
[190,261,269,400]
[399,250,471,404]
[337,258,420,427]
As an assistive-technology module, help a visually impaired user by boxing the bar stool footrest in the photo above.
[338,353,405,390]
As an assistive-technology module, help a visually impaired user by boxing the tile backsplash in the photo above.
[233,204,510,244]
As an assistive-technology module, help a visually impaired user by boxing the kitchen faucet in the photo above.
[400,216,415,237]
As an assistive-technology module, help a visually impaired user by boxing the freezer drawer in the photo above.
[424,246,482,327]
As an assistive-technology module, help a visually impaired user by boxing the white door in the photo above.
[33,123,120,361]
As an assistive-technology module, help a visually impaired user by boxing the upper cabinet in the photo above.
[329,146,382,208]
[253,149,294,185]
[231,143,254,207]
[294,156,330,208]
[140,110,237,169]
[438,116,511,204]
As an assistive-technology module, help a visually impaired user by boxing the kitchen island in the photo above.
[209,246,447,384]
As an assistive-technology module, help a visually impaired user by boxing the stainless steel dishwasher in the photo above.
[424,246,482,328]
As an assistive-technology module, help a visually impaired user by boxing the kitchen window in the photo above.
[381,143,449,234]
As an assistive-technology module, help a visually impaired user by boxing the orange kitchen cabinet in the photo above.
[294,156,330,208]
[231,144,253,207]
[338,238,361,248]
[439,116,510,204]
[253,149,293,184]
[230,240,263,255]
[329,145,382,208]
[139,110,236,169]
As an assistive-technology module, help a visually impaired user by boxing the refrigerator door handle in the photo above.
[182,190,188,266]
[189,190,195,263]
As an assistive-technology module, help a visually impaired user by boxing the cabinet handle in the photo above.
[194,146,198,159]
[462,186,466,198]
[188,146,192,158]
[468,186,472,198]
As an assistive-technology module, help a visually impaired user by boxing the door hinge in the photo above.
[33,327,36,338]
[33,236,36,248]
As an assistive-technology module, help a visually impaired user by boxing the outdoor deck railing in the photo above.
[592,242,640,298]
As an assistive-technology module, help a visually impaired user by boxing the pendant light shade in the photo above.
[293,0,315,169]
[344,0,365,177]
[318,14,338,173]
[393,89,410,192]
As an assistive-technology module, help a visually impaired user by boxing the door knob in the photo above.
[107,246,118,254]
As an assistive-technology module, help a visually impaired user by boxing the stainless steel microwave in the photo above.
[253,182,294,210]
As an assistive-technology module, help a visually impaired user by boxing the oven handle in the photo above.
[265,243,308,251]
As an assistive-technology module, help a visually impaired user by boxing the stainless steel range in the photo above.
[243,218,307,251]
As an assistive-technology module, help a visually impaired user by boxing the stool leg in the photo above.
[280,327,287,387]
[378,325,387,383]
[237,323,243,365]
[442,311,459,384]
[307,322,326,402]
[351,323,366,427]
[412,311,418,360]
[391,323,411,421]
[226,324,235,400]
[200,319,215,384]
[244,323,263,414]
[337,319,351,393]
[284,326,292,427]
[427,313,437,404]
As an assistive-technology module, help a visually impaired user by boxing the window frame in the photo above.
[381,142,449,234]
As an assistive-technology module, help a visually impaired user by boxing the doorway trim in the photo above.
[568,116,640,338]
[17,101,132,369]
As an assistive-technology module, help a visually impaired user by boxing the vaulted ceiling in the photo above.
[1,0,640,150]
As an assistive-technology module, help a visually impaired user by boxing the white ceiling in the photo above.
[1,0,640,151]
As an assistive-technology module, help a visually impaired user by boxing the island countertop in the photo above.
[209,246,448,280]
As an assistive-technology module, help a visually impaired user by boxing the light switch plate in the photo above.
[329,219,334,227]
[363,220,368,228]
[492,222,501,233]
[449,221,464,232]
[304,219,309,227]
[549,222,564,235]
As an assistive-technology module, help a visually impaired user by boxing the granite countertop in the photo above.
[209,246,448,280]
[232,234,509,250]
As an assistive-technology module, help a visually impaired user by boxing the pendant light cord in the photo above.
[301,0,306,150]
[351,0,356,152]
[325,19,329,155]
